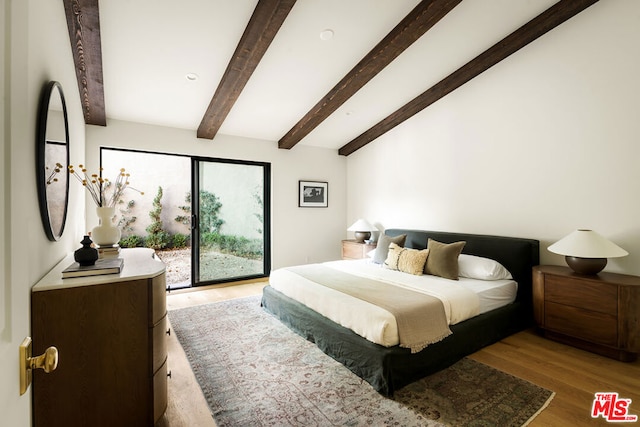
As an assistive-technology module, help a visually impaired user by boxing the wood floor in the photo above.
[161,281,640,426]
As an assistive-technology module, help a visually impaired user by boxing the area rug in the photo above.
[169,296,554,426]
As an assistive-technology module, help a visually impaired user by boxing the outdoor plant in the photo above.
[119,234,143,248]
[117,198,137,236]
[175,192,191,229]
[172,233,189,248]
[199,190,224,234]
[253,190,263,235]
[200,232,263,259]
[195,190,264,259]
[145,186,170,249]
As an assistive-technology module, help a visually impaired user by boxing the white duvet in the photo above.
[269,259,517,347]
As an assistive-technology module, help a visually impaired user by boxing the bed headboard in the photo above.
[384,229,540,305]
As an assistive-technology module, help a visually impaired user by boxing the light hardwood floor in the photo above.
[162,282,640,426]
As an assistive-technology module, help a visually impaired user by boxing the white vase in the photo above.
[91,206,121,247]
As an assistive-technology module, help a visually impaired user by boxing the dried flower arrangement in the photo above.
[68,165,144,207]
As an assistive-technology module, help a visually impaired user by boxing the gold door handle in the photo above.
[30,346,59,373]
[19,337,59,395]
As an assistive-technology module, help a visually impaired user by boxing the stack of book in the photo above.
[62,257,124,279]
[98,244,121,259]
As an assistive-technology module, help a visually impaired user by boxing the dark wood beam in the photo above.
[197,0,297,139]
[278,0,462,150]
[339,0,600,156]
[63,0,106,126]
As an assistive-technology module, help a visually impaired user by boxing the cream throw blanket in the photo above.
[287,264,452,353]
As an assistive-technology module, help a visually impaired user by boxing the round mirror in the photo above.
[37,81,70,241]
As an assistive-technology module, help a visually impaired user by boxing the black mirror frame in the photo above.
[36,81,70,241]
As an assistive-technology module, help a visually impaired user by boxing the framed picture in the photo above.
[299,180,328,208]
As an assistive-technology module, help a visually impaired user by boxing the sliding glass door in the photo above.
[192,158,270,286]
[101,148,270,289]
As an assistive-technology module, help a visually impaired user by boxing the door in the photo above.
[192,158,270,286]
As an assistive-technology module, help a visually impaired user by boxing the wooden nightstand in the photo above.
[533,265,640,362]
[341,240,377,260]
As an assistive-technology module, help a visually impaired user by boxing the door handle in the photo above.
[19,337,59,395]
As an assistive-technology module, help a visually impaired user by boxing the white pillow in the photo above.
[458,254,513,280]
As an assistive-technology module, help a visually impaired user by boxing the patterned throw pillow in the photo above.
[384,243,430,275]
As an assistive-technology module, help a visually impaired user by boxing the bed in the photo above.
[261,229,539,396]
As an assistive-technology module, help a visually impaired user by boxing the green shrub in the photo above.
[200,231,262,259]
[199,191,224,233]
[200,231,219,248]
[174,192,191,229]
[117,199,137,235]
[119,235,143,248]
[172,233,189,248]
[145,232,170,250]
[145,186,169,250]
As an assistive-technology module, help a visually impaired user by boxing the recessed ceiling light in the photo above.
[185,73,199,81]
[319,29,334,41]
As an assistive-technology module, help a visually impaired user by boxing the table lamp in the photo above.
[547,229,628,274]
[348,219,376,243]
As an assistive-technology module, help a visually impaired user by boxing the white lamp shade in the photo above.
[347,219,375,232]
[548,229,628,259]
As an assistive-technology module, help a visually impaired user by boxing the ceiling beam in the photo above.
[197,0,297,140]
[63,0,106,126]
[278,0,462,150]
[339,0,600,156]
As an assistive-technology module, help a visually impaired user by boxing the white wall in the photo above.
[1,0,86,425]
[346,1,640,275]
[87,120,347,269]
[1,0,6,338]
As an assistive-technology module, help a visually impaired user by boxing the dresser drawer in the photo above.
[545,301,617,346]
[152,314,168,374]
[545,275,617,315]
[151,273,167,325]
[153,360,168,423]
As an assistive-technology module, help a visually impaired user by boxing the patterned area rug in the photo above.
[169,296,554,426]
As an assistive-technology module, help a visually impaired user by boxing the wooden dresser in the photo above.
[31,248,168,426]
[533,265,640,362]
[341,239,377,260]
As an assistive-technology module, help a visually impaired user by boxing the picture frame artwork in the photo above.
[299,180,328,208]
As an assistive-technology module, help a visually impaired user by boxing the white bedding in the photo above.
[268,259,517,347]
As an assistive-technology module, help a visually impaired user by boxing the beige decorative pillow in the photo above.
[424,239,466,280]
[384,243,430,275]
[372,233,407,264]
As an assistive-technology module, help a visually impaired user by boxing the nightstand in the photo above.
[341,240,377,260]
[533,265,640,362]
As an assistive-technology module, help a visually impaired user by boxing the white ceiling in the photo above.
[98,0,557,150]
